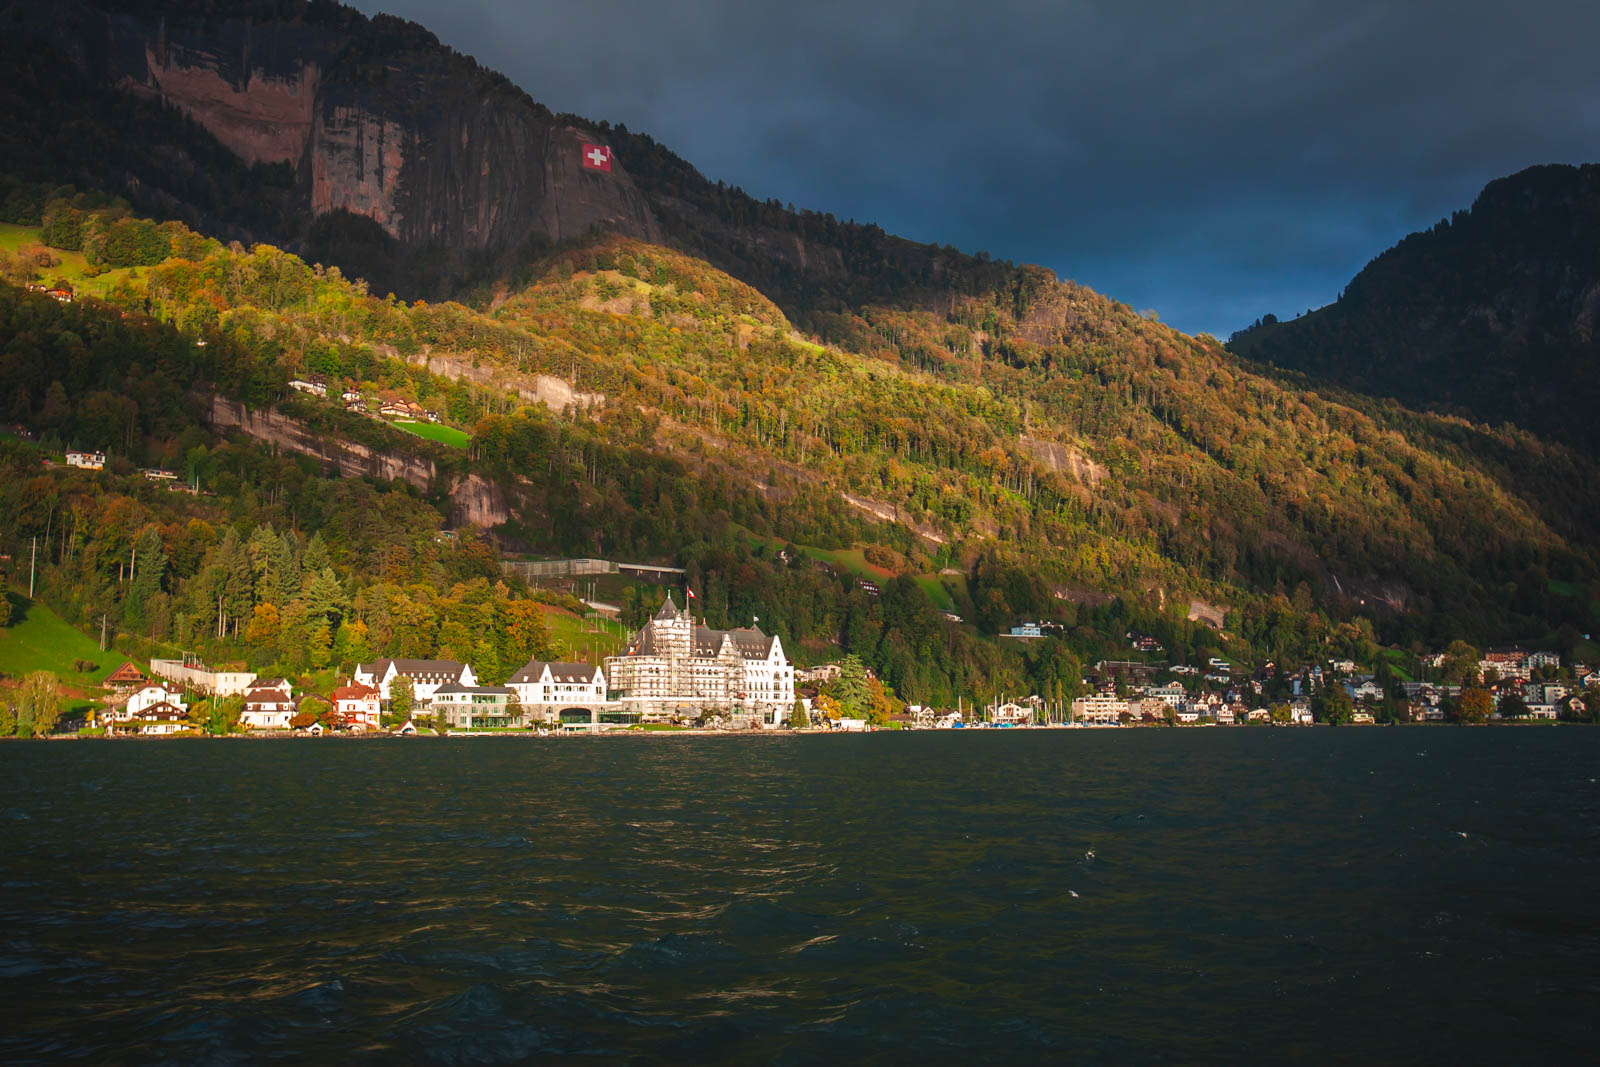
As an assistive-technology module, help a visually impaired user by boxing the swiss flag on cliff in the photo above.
[581,144,612,172]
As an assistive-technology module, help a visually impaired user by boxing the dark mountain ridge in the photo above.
[1230,164,1600,452]
[4,0,1027,319]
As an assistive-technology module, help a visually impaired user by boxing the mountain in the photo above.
[2,0,1598,688]
[3,0,1020,320]
[1229,164,1600,452]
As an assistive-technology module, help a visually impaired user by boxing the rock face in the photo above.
[206,396,510,528]
[34,1,661,255]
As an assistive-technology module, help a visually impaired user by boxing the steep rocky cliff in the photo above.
[6,0,1023,316]
[18,0,661,258]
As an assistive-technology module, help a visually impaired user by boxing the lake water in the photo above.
[2,729,1596,1064]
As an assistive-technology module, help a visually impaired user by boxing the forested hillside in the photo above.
[1229,164,1600,454]
[4,192,1598,715]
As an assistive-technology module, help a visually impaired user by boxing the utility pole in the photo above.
[29,536,36,598]
[100,614,107,652]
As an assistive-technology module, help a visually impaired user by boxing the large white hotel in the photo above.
[605,594,795,728]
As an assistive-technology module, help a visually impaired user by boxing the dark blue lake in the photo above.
[2,729,1597,1063]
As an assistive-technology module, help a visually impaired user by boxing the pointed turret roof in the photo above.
[654,592,681,621]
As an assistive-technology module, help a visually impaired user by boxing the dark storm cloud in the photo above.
[350,0,1600,336]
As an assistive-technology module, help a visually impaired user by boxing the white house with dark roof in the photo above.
[505,659,608,724]
[354,658,476,704]
[241,680,297,730]
[604,594,794,727]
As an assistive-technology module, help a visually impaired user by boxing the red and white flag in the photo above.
[686,588,696,600]
[581,144,612,172]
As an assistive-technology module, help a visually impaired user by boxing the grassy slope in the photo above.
[0,223,141,295]
[0,593,125,682]
[391,420,471,448]
[539,604,627,662]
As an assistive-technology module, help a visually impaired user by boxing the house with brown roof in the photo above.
[241,681,297,730]
[104,662,148,692]
[332,681,382,731]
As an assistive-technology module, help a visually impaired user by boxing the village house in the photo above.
[505,659,608,725]
[1349,677,1386,703]
[106,682,189,734]
[1350,709,1376,725]
[989,701,1033,725]
[332,682,382,731]
[1290,697,1314,724]
[65,450,105,470]
[288,377,328,397]
[240,678,296,730]
[107,701,188,736]
[141,468,178,481]
[354,658,477,704]
[104,661,149,693]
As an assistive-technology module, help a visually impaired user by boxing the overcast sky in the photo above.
[350,0,1600,337]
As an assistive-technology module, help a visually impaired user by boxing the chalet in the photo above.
[66,450,105,470]
[1350,710,1376,725]
[332,682,382,731]
[46,283,73,302]
[940,610,964,623]
[378,399,410,418]
[1245,707,1271,723]
[858,580,881,597]
[288,377,328,398]
[141,468,178,481]
[354,658,476,704]
[104,662,149,692]
[107,701,188,736]
[121,682,187,719]
[505,659,607,724]
[341,389,363,404]
[240,681,297,730]
[424,410,442,423]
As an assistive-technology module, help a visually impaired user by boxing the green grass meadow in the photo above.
[0,593,124,683]
[391,419,471,448]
